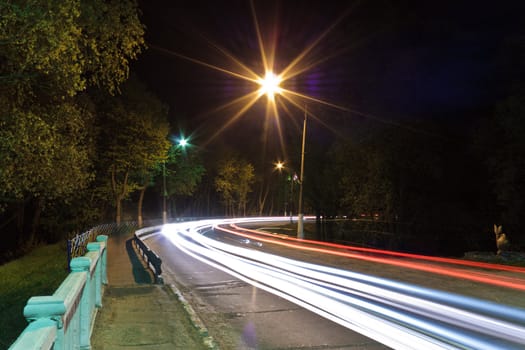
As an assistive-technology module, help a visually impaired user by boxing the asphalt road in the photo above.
[144,218,525,349]
[148,233,390,350]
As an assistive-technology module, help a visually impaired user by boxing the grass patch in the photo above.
[0,242,68,348]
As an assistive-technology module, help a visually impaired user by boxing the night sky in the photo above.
[133,0,525,161]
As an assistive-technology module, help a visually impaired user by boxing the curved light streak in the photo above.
[158,217,525,350]
[229,222,525,274]
[220,223,525,291]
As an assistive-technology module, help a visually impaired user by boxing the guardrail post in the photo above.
[66,239,72,272]
[70,257,92,350]
[23,296,66,350]
[8,318,57,350]
[96,235,108,285]
[87,242,103,308]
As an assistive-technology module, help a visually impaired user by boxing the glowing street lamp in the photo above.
[274,161,286,215]
[153,6,346,232]
[258,70,306,238]
[163,136,189,224]
[178,137,188,147]
[258,71,282,100]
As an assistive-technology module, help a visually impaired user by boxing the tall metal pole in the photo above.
[162,161,167,224]
[297,105,307,239]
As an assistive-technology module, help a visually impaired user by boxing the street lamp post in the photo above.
[297,106,307,239]
[275,161,285,216]
[162,160,167,224]
[162,136,188,225]
[257,71,307,237]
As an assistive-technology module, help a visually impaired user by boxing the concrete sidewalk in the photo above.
[90,229,210,350]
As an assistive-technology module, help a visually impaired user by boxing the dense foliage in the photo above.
[215,157,255,216]
[0,0,173,261]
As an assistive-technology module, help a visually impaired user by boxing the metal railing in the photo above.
[66,223,136,270]
[9,235,108,350]
[134,225,164,284]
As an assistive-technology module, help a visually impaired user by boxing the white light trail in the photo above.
[159,217,525,350]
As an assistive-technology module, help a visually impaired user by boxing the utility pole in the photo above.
[297,105,307,239]
[162,161,167,224]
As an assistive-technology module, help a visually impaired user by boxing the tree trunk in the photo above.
[17,201,25,234]
[111,165,129,225]
[116,195,122,225]
[137,186,146,228]
[27,197,43,248]
[258,183,270,216]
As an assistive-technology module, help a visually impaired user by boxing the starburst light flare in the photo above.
[151,3,355,153]
[258,71,282,100]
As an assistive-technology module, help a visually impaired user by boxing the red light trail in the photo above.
[160,218,525,349]
[220,223,525,291]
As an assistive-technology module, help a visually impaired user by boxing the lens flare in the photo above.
[150,3,355,155]
[258,71,282,100]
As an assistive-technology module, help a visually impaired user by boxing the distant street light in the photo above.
[274,161,285,215]
[178,138,188,147]
[163,136,188,224]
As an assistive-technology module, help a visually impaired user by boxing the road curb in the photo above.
[167,283,219,349]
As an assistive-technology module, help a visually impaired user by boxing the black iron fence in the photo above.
[66,222,137,270]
